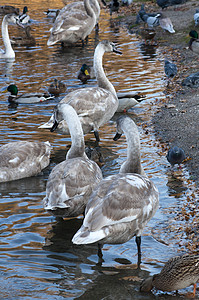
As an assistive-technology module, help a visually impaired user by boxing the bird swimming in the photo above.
[6,84,54,104]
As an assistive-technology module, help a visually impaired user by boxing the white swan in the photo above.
[0,141,51,182]
[72,115,159,264]
[0,13,22,59]
[43,103,103,218]
[47,0,96,46]
[40,40,121,141]
[60,0,106,30]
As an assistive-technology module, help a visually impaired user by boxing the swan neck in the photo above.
[61,105,85,159]
[1,16,15,57]
[84,0,95,18]
[93,45,117,99]
[120,125,143,175]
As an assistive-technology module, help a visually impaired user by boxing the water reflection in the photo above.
[0,0,198,298]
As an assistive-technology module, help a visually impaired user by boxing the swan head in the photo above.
[98,40,122,55]
[5,13,25,28]
[113,115,134,141]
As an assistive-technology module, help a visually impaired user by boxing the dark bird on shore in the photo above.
[156,0,186,10]
[182,71,199,87]
[164,59,177,79]
[109,0,120,16]
[188,30,199,54]
[140,254,199,297]
[136,4,157,24]
[166,146,186,166]
[194,9,199,26]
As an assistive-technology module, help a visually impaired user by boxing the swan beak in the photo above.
[113,132,122,141]
[16,19,25,28]
[50,120,59,132]
[113,48,122,55]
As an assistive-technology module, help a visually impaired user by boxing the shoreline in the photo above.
[111,0,199,186]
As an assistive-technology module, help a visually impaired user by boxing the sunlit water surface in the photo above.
[0,1,198,299]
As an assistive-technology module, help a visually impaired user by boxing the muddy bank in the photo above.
[111,0,199,186]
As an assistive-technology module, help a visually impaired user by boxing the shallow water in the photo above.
[0,1,198,299]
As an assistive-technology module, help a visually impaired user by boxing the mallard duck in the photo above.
[40,40,121,142]
[0,141,51,182]
[11,25,36,47]
[72,115,159,264]
[0,13,23,59]
[19,6,30,25]
[140,28,156,44]
[0,5,19,15]
[43,103,103,218]
[194,9,199,26]
[188,30,199,54]
[47,0,96,46]
[166,146,186,166]
[48,79,66,96]
[140,254,199,297]
[77,63,95,84]
[44,9,60,18]
[6,84,54,104]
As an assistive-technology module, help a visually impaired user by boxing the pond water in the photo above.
[0,1,198,299]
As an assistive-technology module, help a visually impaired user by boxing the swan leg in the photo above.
[136,236,141,255]
[98,243,103,259]
[136,236,142,268]
[94,131,100,142]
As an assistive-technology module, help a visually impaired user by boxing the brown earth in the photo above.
[110,0,199,187]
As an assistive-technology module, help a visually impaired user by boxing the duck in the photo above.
[0,141,51,182]
[39,40,121,142]
[77,63,95,84]
[188,30,199,54]
[0,13,23,59]
[140,253,199,297]
[159,14,175,33]
[44,9,60,18]
[194,9,199,27]
[47,0,96,46]
[0,5,19,15]
[19,6,30,25]
[166,146,186,167]
[43,103,103,218]
[139,28,156,44]
[72,115,159,264]
[77,63,144,112]
[11,25,36,47]
[48,79,66,96]
[6,84,54,104]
